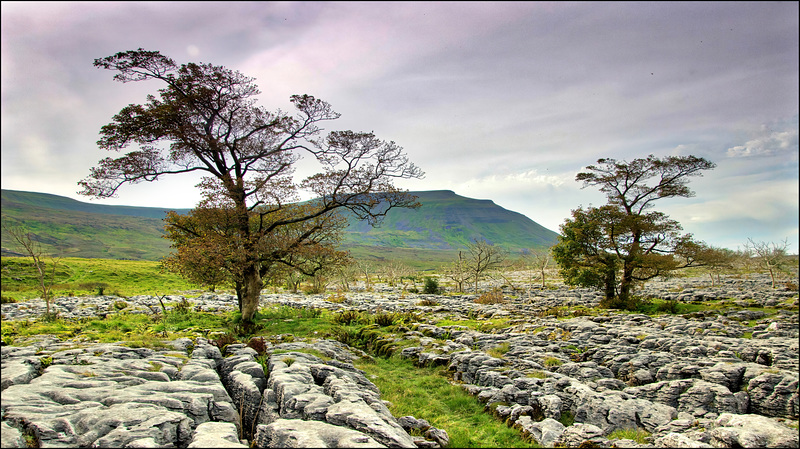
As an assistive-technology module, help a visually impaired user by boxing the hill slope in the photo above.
[342,190,558,250]
[1,189,558,262]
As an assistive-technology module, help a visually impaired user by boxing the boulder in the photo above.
[709,413,799,448]
[514,416,565,447]
[0,421,26,448]
[746,372,799,419]
[187,422,247,448]
[254,419,386,448]
[554,422,610,448]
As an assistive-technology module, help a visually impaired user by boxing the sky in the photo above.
[2,1,798,253]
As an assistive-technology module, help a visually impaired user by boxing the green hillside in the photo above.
[342,190,558,251]
[1,189,558,264]
[1,190,182,260]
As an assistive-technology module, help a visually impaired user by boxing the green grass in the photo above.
[355,355,536,448]
[1,257,202,301]
[608,428,650,444]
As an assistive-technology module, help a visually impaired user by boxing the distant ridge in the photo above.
[1,189,559,261]
[342,190,559,251]
[1,189,191,219]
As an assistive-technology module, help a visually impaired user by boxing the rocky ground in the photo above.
[1,273,798,448]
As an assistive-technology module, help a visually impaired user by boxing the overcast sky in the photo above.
[2,1,798,253]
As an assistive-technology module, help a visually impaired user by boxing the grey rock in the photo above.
[325,399,416,448]
[424,427,450,447]
[1,358,41,391]
[0,421,26,448]
[254,419,386,448]
[188,422,247,448]
[653,432,713,448]
[746,372,799,418]
[710,413,799,448]
[514,416,565,447]
[555,422,610,448]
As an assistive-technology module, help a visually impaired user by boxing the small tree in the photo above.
[356,260,376,291]
[441,251,471,293]
[2,224,60,318]
[745,238,791,288]
[524,248,553,289]
[696,245,739,287]
[464,239,506,293]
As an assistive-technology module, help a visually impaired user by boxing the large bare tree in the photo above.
[80,49,423,324]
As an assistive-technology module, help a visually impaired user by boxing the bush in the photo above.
[544,357,563,368]
[211,333,238,352]
[656,299,681,314]
[247,336,269,355]
[475,289,504,304]
[416,299,439,306]
[423,277,440,294]
[373,312,397,327]
[332,309,365,325]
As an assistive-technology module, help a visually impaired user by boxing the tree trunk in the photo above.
[241,265,263,324]
[618,261,635,307]
[604,263,617,304]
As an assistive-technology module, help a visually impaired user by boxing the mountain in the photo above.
[342,190,558,250]
[1,189,559,263]
[1,190,191,260]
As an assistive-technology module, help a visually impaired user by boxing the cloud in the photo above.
[727,125,799,158]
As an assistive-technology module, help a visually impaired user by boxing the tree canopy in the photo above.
[80,49,424,323]
[553,154,716,309]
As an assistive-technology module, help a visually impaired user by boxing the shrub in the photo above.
[113,300,128,310]
[211,333,239,352]
[417,299,439,307]
[599,295,642,311]
[173,297,192,315]
[373,312,397,327]
[475,289,504,304]
[423,277,441,294]
[544,357,563,368]
[657,300,680,314]
[333,309,364,325]
[1,296,17,304]
[247,336,269,355]
[326,293,347,304]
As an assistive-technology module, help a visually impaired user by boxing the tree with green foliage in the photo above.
[80,49,423,325]
[553,154,716,309]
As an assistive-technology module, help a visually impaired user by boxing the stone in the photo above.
[514,416,565,447]
[555,423,610,448]
[709,413,799,448]
[1,358,41,391]
[746,372,799,419]
[653,432,713,448]
[187,422,247,448]
[254,419,386,448]
[0,421,26,448]
[325,399,417,448]
[424,427,450,447]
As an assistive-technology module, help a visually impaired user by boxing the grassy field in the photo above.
[1,257,202,301]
